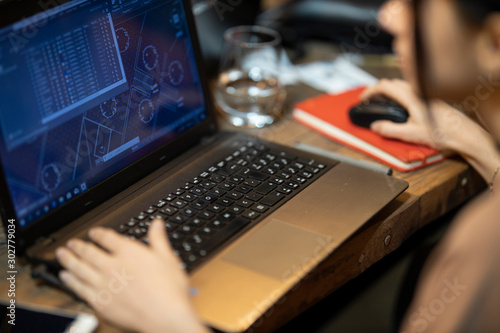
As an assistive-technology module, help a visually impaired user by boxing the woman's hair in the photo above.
[413,0,500,99]
[456,0,500,22]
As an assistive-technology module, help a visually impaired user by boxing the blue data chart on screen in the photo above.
[0,0,207,227]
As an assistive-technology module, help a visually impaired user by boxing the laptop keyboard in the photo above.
[116,141,330,271]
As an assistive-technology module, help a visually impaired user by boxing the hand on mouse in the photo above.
[361,79,462,150]
[361,79,500,183]
[56,220,209,333]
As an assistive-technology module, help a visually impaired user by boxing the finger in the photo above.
[88,227,135,254]
[361,80,420,109]
[148,219,173,256]
[370,121,421,143]
[59,270,96,304]
[65,238,112,270]
[56,247,102,286]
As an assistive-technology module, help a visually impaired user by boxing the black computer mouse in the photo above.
[349,98,409,128]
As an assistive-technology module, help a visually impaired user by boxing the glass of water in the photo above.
[214,26,287,128]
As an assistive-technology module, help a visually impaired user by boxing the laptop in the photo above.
[0,0,408,331]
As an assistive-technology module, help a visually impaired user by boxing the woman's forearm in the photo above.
[447,119,500,184]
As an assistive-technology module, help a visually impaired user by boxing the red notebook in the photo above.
[292,87,445,172]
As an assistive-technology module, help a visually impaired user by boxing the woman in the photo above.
[55,0,500,332]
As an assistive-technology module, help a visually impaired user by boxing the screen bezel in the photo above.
[0,0,218,252]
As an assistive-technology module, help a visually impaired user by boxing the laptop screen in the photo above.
[0,0,208,229]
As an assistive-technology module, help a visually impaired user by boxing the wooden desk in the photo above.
[0,49,486,332]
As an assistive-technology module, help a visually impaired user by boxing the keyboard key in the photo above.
[292,162,305,169]
[277,186,293,195]
[190,187,206,195]
[197,211,215,220]
[270,177,285,185]
[126,219,137,227]
[169,231,182,242]
[227,176,244,184]
[228,206,245,214]
[207,204,224,213]
[252,204,269,213]
[260,191,285,207]
[180,193,197,202]
[236,199,253,208]
[220,212,236,222]
[196,217,250,255]
[210,219,224,228]
[202,194,217,203]
[138,221,151,228]
[129,226,147,238]
[219,182,235,191]
[189,218,204,227]
[170,215,186,224]
[201,226,213,235]
[239,169,269,181]
[284,181,300,190]
[181,183,193,190]
[235,185,252,194]
[227,192,243,200]
[200,181,216,190]
[278,158,292,166]
[160,207,178,216]
[291,175,307,184]
[264,152,276,160]
[136,214,147,221]
[184,254,198,264]
[190,177,202,185]
[190,199,209,210]
[255,182,278,195]
[216,164,240,176]
[181,208,196,217]
[153,200,167,208]
[149,214,165,221]
[273,150,297,160]
[180,241,193,253]
[179,225,195,236]
[234,159,248,166]
[249,163,262,170]
[277,172,291,179]
[305,166,321,174]
[165,222,176,231]
[173,189,184,196]
[209,188,227,197]
[299,171,314,179]
[209,174,225,183]
[243,179,261,187]
[191,234,204,244]
[171,200,188,209]
[242,210,260,219]
[118,224,129,233]
[164,194,176,202]
[262,167,278,175]
[245,193,263,202]
[199,171,210,179]
[216,198,234,206]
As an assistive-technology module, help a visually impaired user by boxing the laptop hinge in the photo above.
[201,133,218,146]
[35,236,57,247]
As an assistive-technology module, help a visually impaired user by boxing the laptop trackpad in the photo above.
[222,219,332,281]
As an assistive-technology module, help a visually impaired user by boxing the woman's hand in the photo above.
[360,79,469,151]
[361,79,500,183]
[56,220,209,333]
